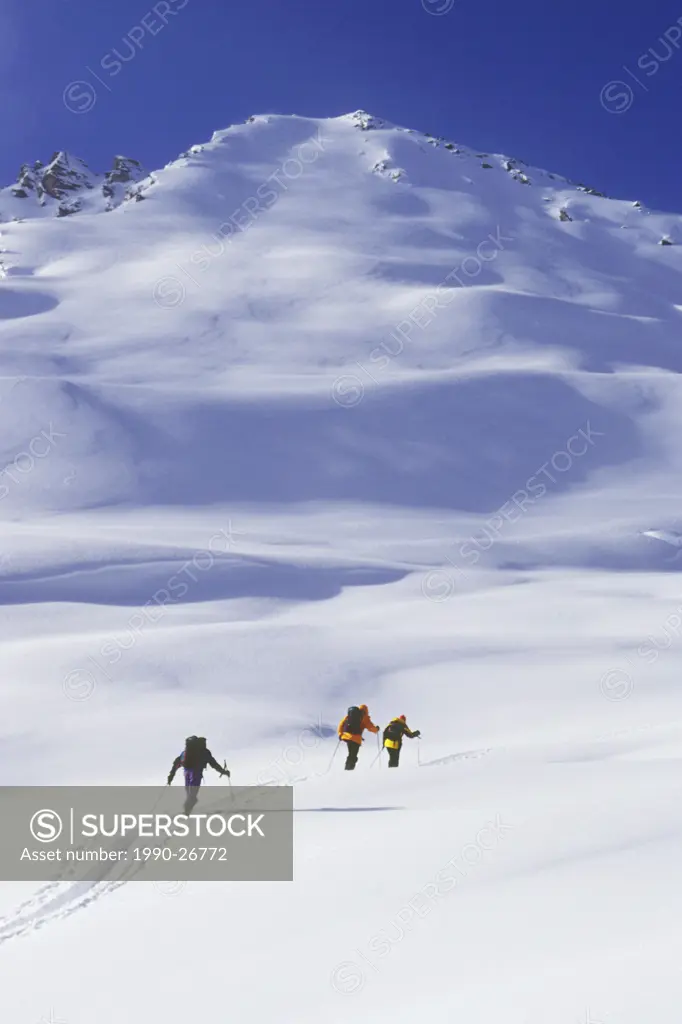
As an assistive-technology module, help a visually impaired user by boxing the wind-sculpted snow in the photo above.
[0,553,407,606]
[0,288,59,319]
[2,111,682,1024]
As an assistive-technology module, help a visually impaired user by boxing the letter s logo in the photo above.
[30,809,63,843]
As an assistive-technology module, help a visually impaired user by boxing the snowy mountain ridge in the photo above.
[0,109,631,226]
[0,107,681,533]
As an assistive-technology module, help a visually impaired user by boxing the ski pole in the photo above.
[370,746,383,769]
[224,760,235,802]
[324,740,341,775]
[377,732,382,768]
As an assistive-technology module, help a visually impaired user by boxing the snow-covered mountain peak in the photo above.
[0,107,680,521]
[346,109,392,131]
[1,109,617,228]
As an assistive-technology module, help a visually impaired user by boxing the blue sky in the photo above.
[3,0,682,211]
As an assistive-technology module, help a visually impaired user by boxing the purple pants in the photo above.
[183,769,203,813]
[184,768,203,788]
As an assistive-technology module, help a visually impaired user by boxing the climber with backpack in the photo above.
[167,735,231,814]
[382,716,420,767]
[338,705,379,770]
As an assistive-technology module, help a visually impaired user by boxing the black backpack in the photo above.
[184,735,207,770]
[345,706,364,734]
[384,719,403,741]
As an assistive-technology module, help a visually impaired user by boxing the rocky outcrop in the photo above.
[102,156,148,210]
[350,110,387,132]
[2,152,148,219]
[40,152,96,200]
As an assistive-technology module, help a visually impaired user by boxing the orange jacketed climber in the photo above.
[338,704,379,744]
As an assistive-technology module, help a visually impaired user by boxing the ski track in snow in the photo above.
[1,717,677,946]
[417,747,492,767]
[0,881,125,947]
[0,746,493,944]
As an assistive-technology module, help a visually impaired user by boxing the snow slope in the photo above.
[2,110,682,1023]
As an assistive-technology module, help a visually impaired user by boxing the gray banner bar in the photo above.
[1,786,293,882]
